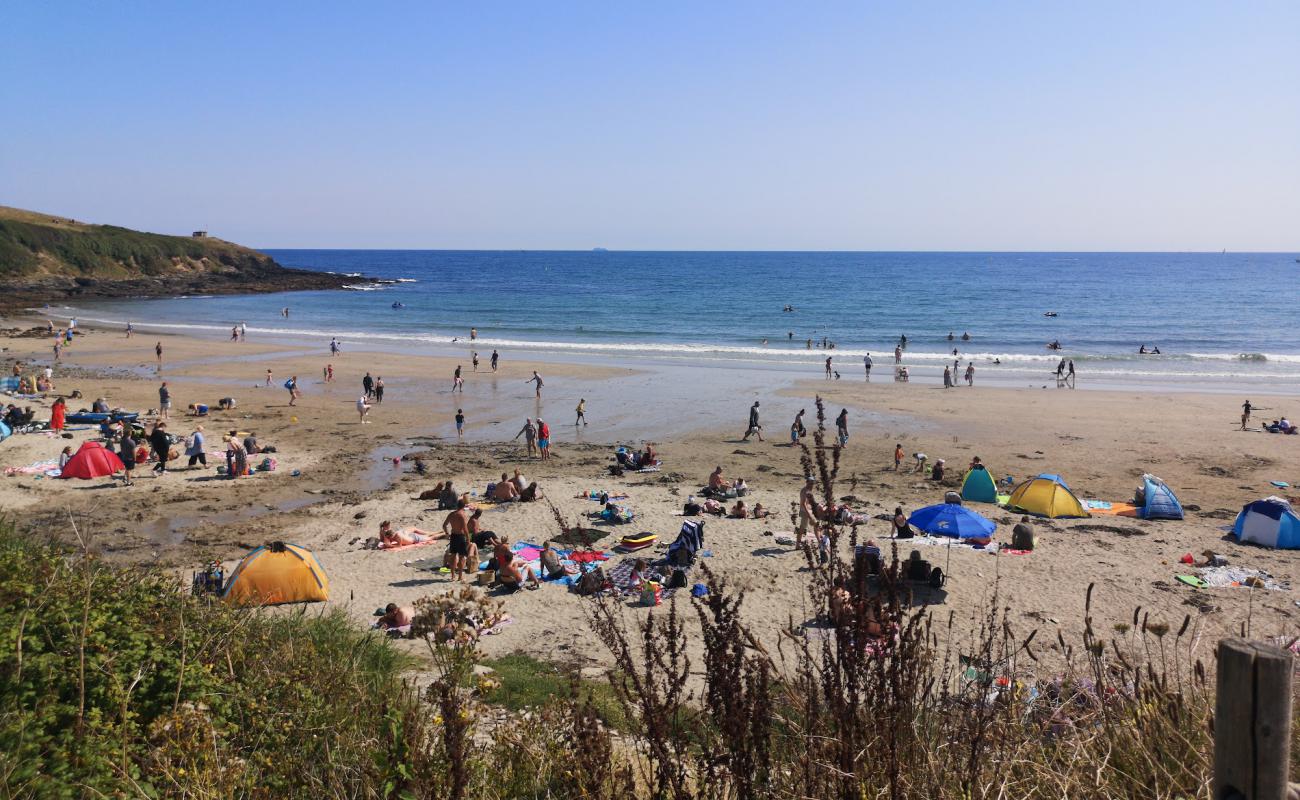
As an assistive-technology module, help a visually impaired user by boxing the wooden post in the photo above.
[1214,638,1293,800]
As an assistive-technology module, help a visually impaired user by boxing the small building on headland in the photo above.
[191,230,208,238]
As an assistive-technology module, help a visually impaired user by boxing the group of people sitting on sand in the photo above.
[1264,417,1296,434]
[704,466,749,498]
[491,469,543,502]
[614,443,658,471]
[2,404,35,429]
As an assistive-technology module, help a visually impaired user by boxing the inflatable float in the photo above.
[618,532,657,551]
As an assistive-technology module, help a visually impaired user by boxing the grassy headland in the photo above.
[0,206,349,307]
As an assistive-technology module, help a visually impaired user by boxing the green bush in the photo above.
[0,523,434,798]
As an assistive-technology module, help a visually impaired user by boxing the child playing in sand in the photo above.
[894,444,904,470]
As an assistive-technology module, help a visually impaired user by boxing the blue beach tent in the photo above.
[907,503,996,542]
[1232,498,1300,549]
[1138,474,1183,520]
[0,420,10,442]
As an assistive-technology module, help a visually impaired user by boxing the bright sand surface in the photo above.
[3,318,1299,676]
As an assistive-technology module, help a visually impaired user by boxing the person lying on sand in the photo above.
[378,520,443,548]
[751,502,771,519]
[493,474,520,502]
[728,500,748,519]
[375,603,414,631]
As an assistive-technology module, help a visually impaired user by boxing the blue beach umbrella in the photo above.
[907,503,996,540]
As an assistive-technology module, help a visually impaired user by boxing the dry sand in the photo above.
[3,320,1299,679]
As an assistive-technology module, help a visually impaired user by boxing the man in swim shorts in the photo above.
[441,498,472,582]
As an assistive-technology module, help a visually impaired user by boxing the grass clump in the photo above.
[480,653,628,731]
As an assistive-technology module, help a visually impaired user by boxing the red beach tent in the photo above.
[58,441,124,479]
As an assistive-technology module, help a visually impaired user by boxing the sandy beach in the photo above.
[3,318,1299,677]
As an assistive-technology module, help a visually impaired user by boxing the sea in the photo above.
[44,250,1300,393]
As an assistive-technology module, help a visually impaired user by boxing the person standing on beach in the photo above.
[742,401,763,442]
[119,424,137,486]
[943,366,952,389]
[441,498,471,582]
[285,375,299,407]
[330,338,340,356]
[1242,399,1253,430]
[455,408,465,438]
[527,370,544,398]
[490,350,499,372]
[575,398,588,426]
[825,356,833,379]
[185,425,206,469]
[863,353,873,380]
[514,418,537,457]
[791,409,806,445]
[374,376,385,403]
[964,363,975,386]
[536,418,551,460]
[1055,358,1066,382]
[362,372,374,400]
[452,365,463,393]
[894,345,902,364]
[265,369,273,387]
[155,342,163,370]
[797,478,817,537]
[150,421,171,474]
[125,322,133,338]
[324,363,334,382]
[472,352,479,371]
[158,381,172,420]
[836,408,849,446]
[894,443,904,470]
[1066,360,1076,388]
[357,393,372,423]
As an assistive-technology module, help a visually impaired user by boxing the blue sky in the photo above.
[2,2,1297,250]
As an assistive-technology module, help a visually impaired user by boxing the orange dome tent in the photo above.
[221,541,330,606]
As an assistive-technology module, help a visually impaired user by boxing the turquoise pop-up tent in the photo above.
[961,467,998,503]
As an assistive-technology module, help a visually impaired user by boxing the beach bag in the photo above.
[640,581,663,607]
[260,457,277,472]
[667,569,687,589]
[284,379,294,390]
[478,570,496,587]
[576,567,606,596]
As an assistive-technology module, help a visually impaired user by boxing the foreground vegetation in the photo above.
[2,396,1289,800]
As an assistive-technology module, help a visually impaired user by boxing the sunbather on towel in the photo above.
[539,541,566,579]
[492,539,540,590]
[728,500,748,519]
[378,520,442,548]
[751,502,771,519]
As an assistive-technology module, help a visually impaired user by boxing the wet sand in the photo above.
[3,318,1299,677]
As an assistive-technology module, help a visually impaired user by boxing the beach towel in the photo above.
[904,534,1001,553]
[1196,565,1290,591]
[567,550,610,564]
[377,538,441,553]
[1084,501,1140,518]
[4,459,60,476]
[606,557,680,600]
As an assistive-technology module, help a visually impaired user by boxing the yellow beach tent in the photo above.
[1006,474,1089,519]
[222,541,330,606]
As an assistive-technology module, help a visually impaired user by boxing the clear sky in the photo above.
[2,2,1297,250]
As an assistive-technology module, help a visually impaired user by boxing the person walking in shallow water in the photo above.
[575,398,587,426]
[825,356,833,379]
[527,370,544,398]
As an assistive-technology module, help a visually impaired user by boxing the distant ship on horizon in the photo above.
[592,247,609,253]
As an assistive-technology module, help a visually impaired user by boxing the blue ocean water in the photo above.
[55,250,1300,388]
